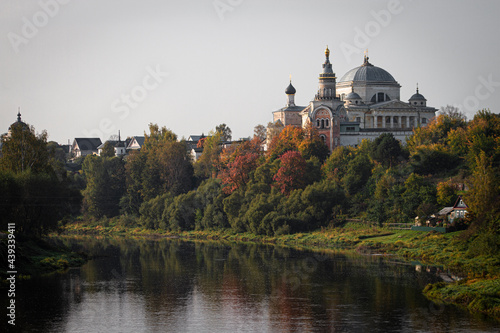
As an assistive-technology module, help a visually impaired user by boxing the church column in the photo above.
[406,116,410,129]
[390,115,393,128]
[373,114,377,128]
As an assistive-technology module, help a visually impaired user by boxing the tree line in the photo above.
[1,108,499,243]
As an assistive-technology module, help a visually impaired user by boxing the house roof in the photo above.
[437,207,453,216]
[453,196,468,209]
[73,138,102,151]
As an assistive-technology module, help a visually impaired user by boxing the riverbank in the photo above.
[60,220,499,319]
[0,235,87,284]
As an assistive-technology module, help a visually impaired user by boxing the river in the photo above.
[4,236,498,332]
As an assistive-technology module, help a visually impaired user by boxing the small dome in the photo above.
[285,82,296,95]
[409,88,427,101]
[346,91,361,100]
[9,112,29,131]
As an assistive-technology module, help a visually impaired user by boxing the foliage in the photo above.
[215,123,232,141]
[253,124,266,143]
[82,155,126,219]
[0,169,81,236]
[464,151,500,233]
[0,122,51,174]
[436,181,459,207]
[273,150,307,195]
[100,141,116,158]
[369,133,405,167]
[121,125,194,215]
[342,153,373,196]
[266,125,304,161]
[0,122,81,236]
[194,130,222,179]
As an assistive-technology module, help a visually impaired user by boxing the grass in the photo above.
[0,236,87,284]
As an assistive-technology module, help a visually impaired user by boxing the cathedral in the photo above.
[272,47,437,151]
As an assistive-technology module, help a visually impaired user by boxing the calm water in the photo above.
[3,236,498,332]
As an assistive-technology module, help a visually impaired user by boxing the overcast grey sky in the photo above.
[1,0,499,143]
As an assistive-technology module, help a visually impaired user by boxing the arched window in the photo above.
[325,119,330,127]
[316,119,320,127]
[319,135,326,143]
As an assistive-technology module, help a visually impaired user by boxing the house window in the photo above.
[346,126,355,132]
[356,117,361,123]
[422,118,427,124]
[378,92,385,102]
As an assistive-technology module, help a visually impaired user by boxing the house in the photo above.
[97,139,130,157]
[412,196,468,233]
[72,138,102,158]
[448,196,468,222]
[126,136,145,152]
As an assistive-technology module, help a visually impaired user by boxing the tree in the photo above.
[253,124,266,143]
[273,150,307,195]
[143,123,177,149]
[82,155,126,218]
[194,130,222,179]
[464,152,499,233]
[101,141,116,158]
[216,123,232,141]
[298,121,330,163]
[267,125,304,161]
[369,133,405,167]
[220,152,260,194]
[0,122,50,174]
[342,153,373,196]
[439,105,467,121]
[266,121,284,146]
[436,181,459,207]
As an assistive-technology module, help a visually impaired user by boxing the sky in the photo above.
[1,0,499,144]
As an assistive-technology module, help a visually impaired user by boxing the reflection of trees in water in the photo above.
[52,237,487,332]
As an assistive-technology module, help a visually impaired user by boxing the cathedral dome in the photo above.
[285,82,296,95]
[339,56,397,84]
[346,91,362,100]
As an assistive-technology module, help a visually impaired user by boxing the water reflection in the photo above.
[5,237,498,332]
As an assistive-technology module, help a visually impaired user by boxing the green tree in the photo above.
[82,155,126,218]
[464,152,499,233]
[194,131,222,179]
[0,122,50,173]
[436,181,459,207]
[369,133,405,167]
[101,141,116,158]
[342,153,373,196]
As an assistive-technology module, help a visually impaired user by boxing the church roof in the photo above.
[409,87,427,101]
[285,82,296,95]
[339,56,397,84]
[345,91,362,100]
